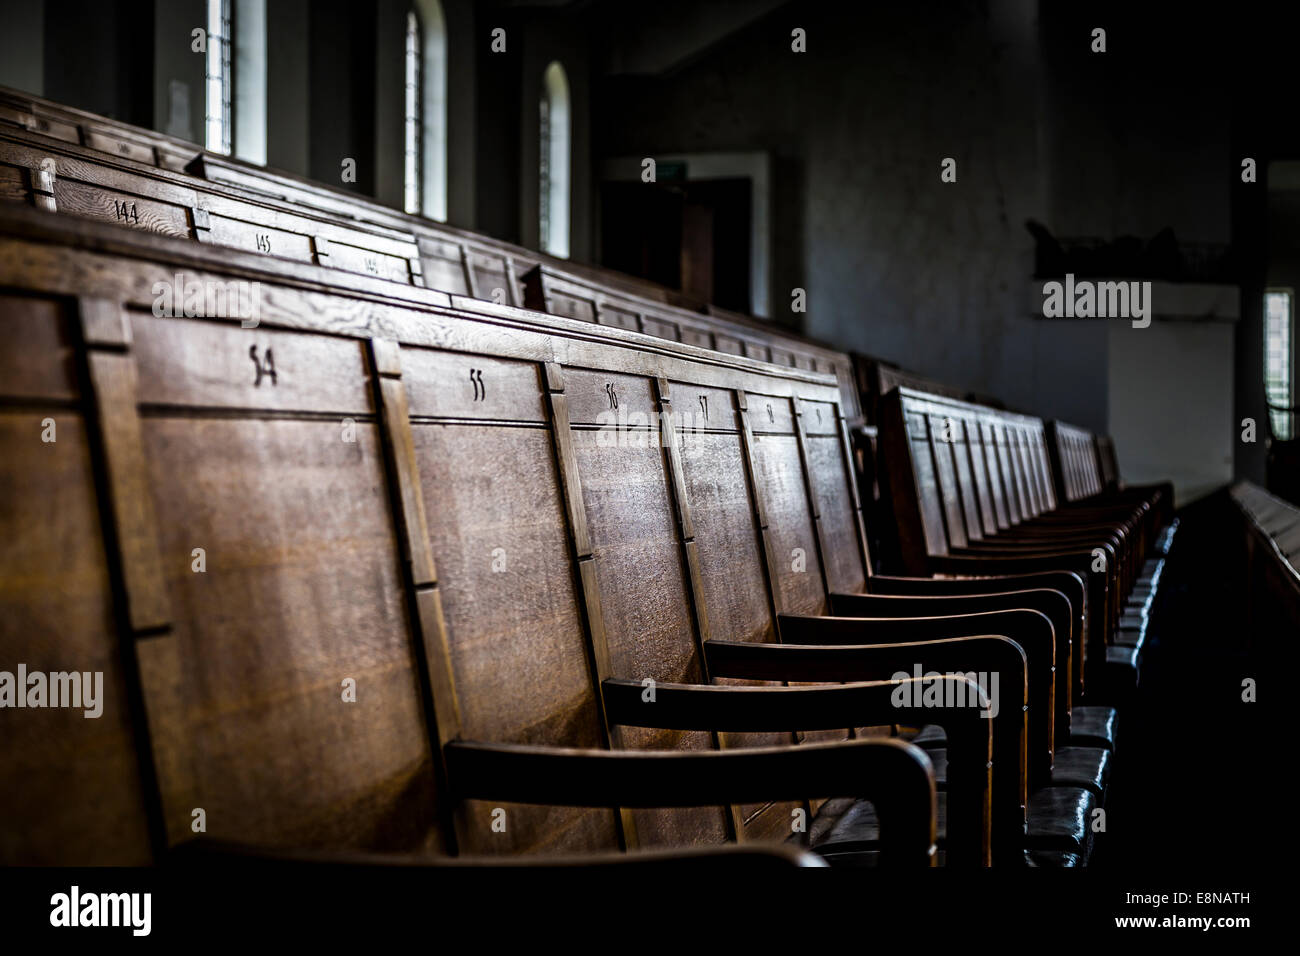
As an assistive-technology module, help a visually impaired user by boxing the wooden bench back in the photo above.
[0,83,820,337]
[0,99,863,432]
[0,203,867,863]
[0,85,201,171]
[1046,420,1105,503]
[852,354,969,425]
[523,264,862,424]
[878,388,1060,573]
[0,127,428,286]
[1095,434,1120,490]
[1230,482,1300,639]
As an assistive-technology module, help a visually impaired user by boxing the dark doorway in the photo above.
[600,176,751,312]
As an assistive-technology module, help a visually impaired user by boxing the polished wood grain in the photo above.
[0,189,957,867]
[0,295,155,863]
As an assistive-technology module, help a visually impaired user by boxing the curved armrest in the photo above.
[778,609,1056,786]
[703,635,1028,865]
[444,738,937,867]
[830,588,1073,732]
[867,572,1088,703]
[927,551,1109,682]
[602,676,993,866]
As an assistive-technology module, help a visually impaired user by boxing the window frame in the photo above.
[205,0,233,155]
[1265,287,1295,441]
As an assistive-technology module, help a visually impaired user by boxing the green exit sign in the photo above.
[657,161,688,183]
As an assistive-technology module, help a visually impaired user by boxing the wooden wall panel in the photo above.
[206,214,315,263]
[906,414,950,557]
[980,421,1011,529]
[965,421,998,536]
[571,428,730,848]
[804,434,867,595]
[401,350,547,423]
[678,428,801,839]
[137,416,444,853]
[414,420,619,855]
[747,429,827,617]
[0,294,80,400]
[563,368,657,427]
[928,415,969,550]
[132,316,373,415]
[0,410,154,863]
[53,178,191,238]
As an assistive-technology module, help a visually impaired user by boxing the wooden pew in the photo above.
[0,98,1126,860]
[9,197,1134,866]
[0,126,428,285]
[482,260,1099,861]
[878,390,1207,852]
[883,390,1177,678]
[450,272,1097,865]
[1045,420,1178,665]
[876,391,1161,795]
[0,201,956,868]
[0,93,866,438]
[0,85,677,313]
[0,84,814,337]
[1230,482,1300,643]
[0,145,1112,863]
[0,85,201,172]
[522,264,863,426]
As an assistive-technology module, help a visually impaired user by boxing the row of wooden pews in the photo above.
[0,83,862,425]
[1230,482,1300,640]
[0,91,1178,870]
[2,202,952,868]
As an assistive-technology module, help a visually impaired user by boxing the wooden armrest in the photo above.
[444,738,937,867]
[870,570,1085,595]
[830,588,1073,732]
[962,537,1119,561]
[603,675,985,735]
[867,573,1088,703]
[777,609,1056,786]
[703,636,1027,864]
[928,552,1109,684]
[602,676,994,866]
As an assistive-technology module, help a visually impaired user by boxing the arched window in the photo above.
[539,61,570,258]
[205,0,232,154]
[406,1,447,220]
